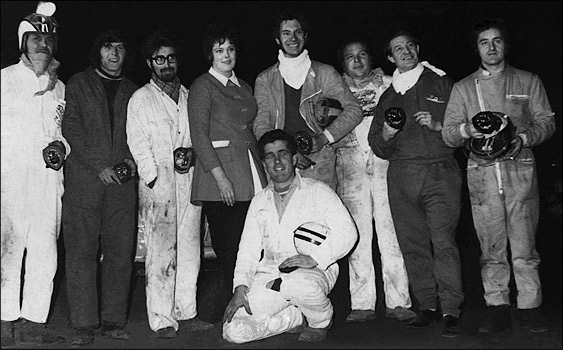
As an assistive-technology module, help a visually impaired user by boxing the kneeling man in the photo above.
[222,129,358,343]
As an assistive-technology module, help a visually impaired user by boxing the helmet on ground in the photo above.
[293,221,330,257]
[18,2,59,53]
[469,111,515,160]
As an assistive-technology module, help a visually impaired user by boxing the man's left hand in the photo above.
[278,254,318,272]
[501,135,523,161]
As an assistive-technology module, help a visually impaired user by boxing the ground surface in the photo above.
[5,178,562,349]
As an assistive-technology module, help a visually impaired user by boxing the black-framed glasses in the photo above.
[151,54,177,65]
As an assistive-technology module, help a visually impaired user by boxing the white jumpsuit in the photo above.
[223,175,357,343]
[1,61,69,323]
[336,71,412,311]
[127,80,202,332]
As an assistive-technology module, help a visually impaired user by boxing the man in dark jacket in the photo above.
[62,30,138,346]
[253,9,362,190]
[368,31,463,338]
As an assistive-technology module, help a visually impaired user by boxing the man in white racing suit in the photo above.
[1,2,68,346]
[222,129,357,343]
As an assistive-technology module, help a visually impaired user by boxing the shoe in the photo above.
[19,319,65,344]
[406,309,441,328]
[441,315,461,338]
[69,328,94,346]
[101,322,130,340]
[345,310,377,323]
[156,327,176,338]
[298,320,332,342]
[287,319,308,334]
[386,307,418,321]
[179,317,214,332]
[478,304,512,334]
[1,320,15,347]
[519,308,548,333]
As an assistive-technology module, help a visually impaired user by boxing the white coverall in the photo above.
[223,175,357,343]
[336,72,412,311]
[127,80,202,332]
[1,61,69,323]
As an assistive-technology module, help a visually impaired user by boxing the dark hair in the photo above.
[337,39,371,67]
[141,28,181,62]
[471,18,510,55]
[89,30,134,73]
[258,129,298,160]
[272,9,311,40]
[202,22,240,65]
[383,30,420,58]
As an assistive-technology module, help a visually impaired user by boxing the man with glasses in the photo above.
[127,28,213,338]
[62,30,138,346]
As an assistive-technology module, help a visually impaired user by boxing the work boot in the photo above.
[1,320,15,347]
[179,317,214,332]
[479,304,512,334]
[298,320,332,343]
[69,327,95,346]
[287,318,308,334]
[101,321,130,340]
[519,308,548,333]
[19,319,65,344]
[156,326,176,338]
[441,314,462,338]
[385,306,418,321]
[407,309,441,328]
[345,310,377,323]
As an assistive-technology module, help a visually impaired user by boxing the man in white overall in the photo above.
[335,39,417,323]
[1,1,68,346]
[127,29,213,338]
[222,129,357,343]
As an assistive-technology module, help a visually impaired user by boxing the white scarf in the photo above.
[392,61,446,95]
[278,49,311,89]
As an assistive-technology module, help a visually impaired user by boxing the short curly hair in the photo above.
[89,30,134,73]
[202,22,240,65]
[141,28,180,62]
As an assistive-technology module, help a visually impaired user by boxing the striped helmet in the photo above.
[293,222,330,256]
[18,2,59,53]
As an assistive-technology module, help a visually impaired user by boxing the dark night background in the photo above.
[2,1,561,179]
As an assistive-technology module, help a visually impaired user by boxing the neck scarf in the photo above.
[392,61,446,95]
[152,72,181,104]
[278,49,311,89]
[21,52,60,96]
[342,68,386,90]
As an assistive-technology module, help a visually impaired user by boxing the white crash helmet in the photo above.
[293,221,330,256]
[18,2,59,53]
